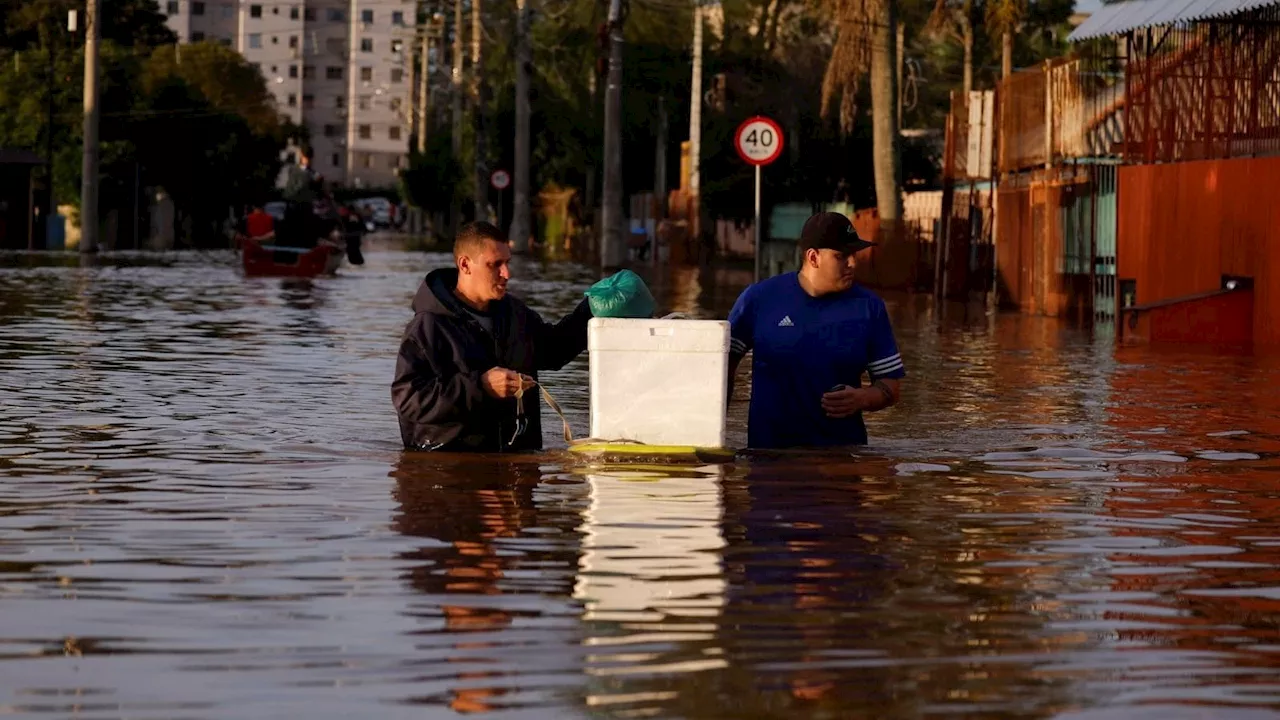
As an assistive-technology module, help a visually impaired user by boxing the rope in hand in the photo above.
[512,378,643,448]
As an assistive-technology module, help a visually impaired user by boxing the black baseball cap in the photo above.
[799,212,876,254]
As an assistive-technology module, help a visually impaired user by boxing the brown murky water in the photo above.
[3,250,1280,719]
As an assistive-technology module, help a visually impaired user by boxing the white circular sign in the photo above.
[734,116,785,166]
[490,169,511,190]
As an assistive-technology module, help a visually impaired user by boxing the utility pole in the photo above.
[688,2,703,199]
[346,0,359,184]
[654,96,667,216]
[451,0,463,157]
[416,9,431,153]
[79,0,101,254]
[600,0,626,268]
[509,0,532,251]
[471,0,486,222]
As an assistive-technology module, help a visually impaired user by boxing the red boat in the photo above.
[239,238,345,278]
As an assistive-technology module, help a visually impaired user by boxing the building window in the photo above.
[360,38,373,53]
[219,37,232,46]
[335,95,346,109]
[389,126,401,140]
[326,66,343,80]
[288,64,298,78]
[302,94,315,109]
[325,37,345,55]
[362,153,373,169]
[391,10,404,25]
[359,124,372,139]
[358,95,370,110]
[327,8,344,21]
[289,6,299,19]
[390,97,402,111]
[390,68,404,83]
[332,153,341,167]
[304,7,316,20]
[390,39,403,54]
[272,6,279,14]
[302,65,315,79]
[222,3,234,18]
[288,35,298,49]
[287,94,297,107]
[191,31,206,41]
[323,124,339,138]
[361,9,373,22]
[166,1,178,14]
[393,154,405,169]
[250,4,262,18]
[360,67,373,82]
[192,1,205,15]
[248,33,262,48]
[271,35,279,44]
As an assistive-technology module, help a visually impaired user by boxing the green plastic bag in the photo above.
[585,270,656,319]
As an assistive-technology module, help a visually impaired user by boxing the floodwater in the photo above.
[3,249,1280,719]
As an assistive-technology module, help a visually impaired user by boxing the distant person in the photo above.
[727,212,905,448]
[338,205,365,265]
[243,204,276,244]
[280,149,322,247]
[391,221,594,452]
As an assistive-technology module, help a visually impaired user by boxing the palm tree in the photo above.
[985,0,1025,78]
[927,0,978,93]
[820,0,902,232]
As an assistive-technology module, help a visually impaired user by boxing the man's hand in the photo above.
[821,379,900,418]
[821,385,868,419]
[481,368,535,398]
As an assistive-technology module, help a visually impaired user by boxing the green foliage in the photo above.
[400,130,463,216]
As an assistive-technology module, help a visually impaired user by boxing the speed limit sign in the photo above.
[734,116,784,167]
[735,116,784,282]
[490,169,511,190]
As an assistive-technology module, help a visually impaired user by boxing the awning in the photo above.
[1069,0,1280,42]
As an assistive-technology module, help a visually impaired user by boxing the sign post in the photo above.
[490,169,511,230]
[734,116,784,282]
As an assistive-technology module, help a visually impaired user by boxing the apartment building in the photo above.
[162,0,414,188]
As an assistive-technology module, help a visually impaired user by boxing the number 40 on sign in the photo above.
[734,116,785,282]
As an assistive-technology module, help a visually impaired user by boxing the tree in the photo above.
[927,0,978,93]
[820,0,903,229]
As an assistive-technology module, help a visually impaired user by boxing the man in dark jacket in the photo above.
[392,221,592,452]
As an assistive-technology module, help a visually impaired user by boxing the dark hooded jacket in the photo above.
[392,268,592,452]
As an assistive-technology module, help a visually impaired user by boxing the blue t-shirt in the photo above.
[728,273,906,448]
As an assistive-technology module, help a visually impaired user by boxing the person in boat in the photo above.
[279,148,324,248]
[727,211,905,449]
[391,221,593,452]
[240,203,276,245]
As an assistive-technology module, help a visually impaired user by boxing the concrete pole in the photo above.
[600,0,626,268]
[472,0,486,221]
[509,0,532,251]
[688,4,702,198]
[417,12,430,153]
[346,0,359,184]
[79,0,101,254]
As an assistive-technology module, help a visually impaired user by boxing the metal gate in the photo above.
[1091,163,1118,322]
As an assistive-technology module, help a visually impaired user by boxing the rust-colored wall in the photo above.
[995,178,1090,318]
[1118,156,1280,345]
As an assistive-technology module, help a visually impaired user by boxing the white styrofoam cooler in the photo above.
[588,317,730,447]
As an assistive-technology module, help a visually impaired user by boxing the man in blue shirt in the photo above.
[728,212,905,448]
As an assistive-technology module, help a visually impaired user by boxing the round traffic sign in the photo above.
[734,116,784,166]
[490,169,511,190]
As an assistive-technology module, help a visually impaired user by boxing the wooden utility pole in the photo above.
[600,0,626,268]
[79,0,101,253]
[509,0,532,251]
